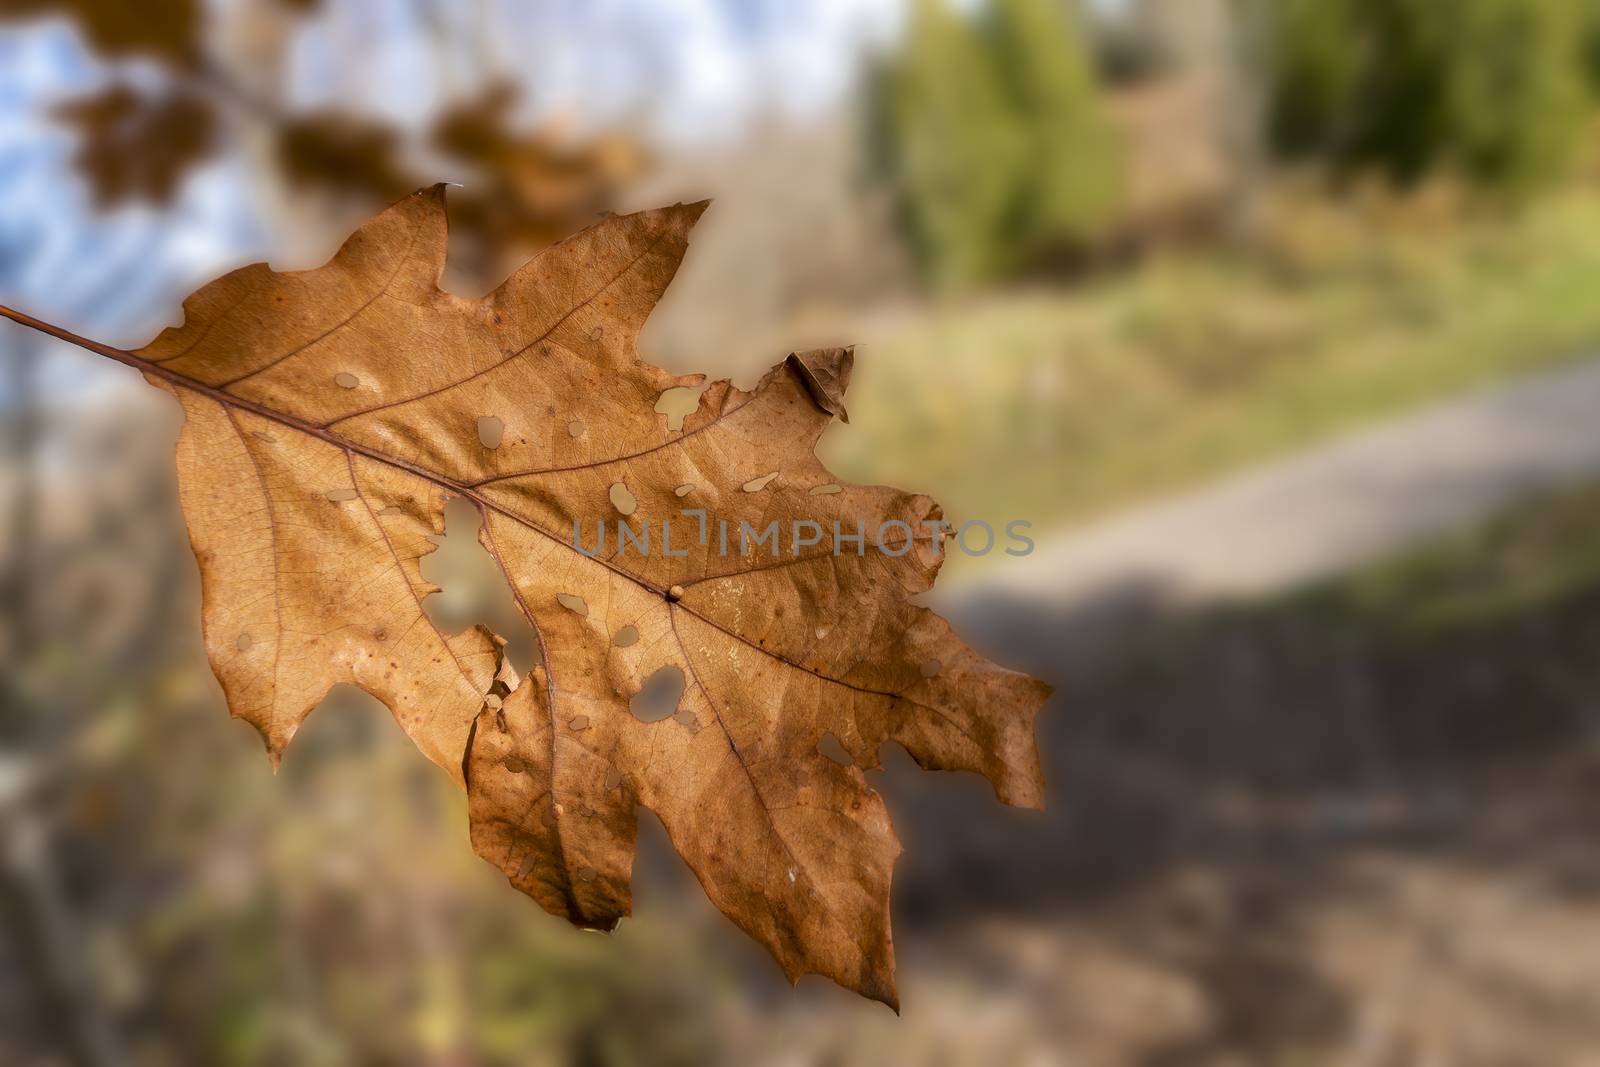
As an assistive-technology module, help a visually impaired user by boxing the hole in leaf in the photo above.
[809,483,842,496]
[280,684,411,785]
[334,372,359,389]
[920,658,942,678]
[742,472,778,493]
[613,624,640,648]
[605,765,624,790]
[588,326,604,341]
[630,665,685,723]
[326,488,359,502]
[568,714,591,731]
[557,593,589,616]
[236,633,253,651]
[817,732,853,766]
[673,484,695,498]
[609,481,637,516]
[477,415,505,449]
[419,497,539,674]
[654,386,703,432]
[567,419,585,438]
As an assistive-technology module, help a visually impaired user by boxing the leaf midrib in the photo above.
[0,302,929,710]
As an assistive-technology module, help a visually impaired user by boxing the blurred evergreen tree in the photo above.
[873,0,1118,287]
[989,0,1120,263]
[1265,0,1593,192]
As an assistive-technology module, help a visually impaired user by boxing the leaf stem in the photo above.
[0,304,155,377]
[0,302,678,600]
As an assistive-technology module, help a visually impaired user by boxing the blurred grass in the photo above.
[1337,480,1600,635]
[1079,478,1600,798]
[826,188,1600,535]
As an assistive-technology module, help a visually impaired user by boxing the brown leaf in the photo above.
[274,111,415,203]
[5,187,1050,1008]
[429,80,645,277]
[274,99,641,283]
[0,0,203,66]
[55,85,216,206]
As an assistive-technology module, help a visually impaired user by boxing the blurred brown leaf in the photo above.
[274,92,643,278]
[4,5,641,270]
[275,109,415,202]
[430,81,644,274]
[0,0,201,65]
[1,187,1048,1008]
[55,85,216,205]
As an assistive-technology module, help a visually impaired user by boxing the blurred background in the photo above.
[7,0,1600,1063]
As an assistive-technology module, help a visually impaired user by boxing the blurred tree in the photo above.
[873,0,1119,287]
[988,0,1120,263]
[872,0,1028,287]
[1264,0,1594,192]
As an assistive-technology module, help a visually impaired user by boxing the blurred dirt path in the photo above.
[947,356,1600,610]
[817,357,1600,1067]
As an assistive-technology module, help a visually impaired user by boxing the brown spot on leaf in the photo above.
[742,471,778,493]
[817,732,853,766]
[608,481,637,515]
[654,385,702,432]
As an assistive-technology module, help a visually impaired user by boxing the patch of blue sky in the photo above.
[0,23,266,401]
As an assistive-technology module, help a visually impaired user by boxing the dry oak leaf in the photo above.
[0,186,1050,1008]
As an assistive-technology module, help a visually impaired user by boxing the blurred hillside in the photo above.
[7,1,1600,1065]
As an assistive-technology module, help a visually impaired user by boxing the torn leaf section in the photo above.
[165,386,507,784]
[466,675,637,929]
[464,609,904,1009]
